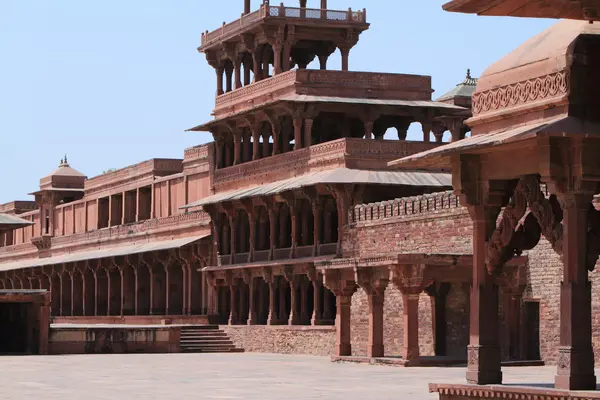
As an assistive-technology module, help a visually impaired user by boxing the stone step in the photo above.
[181,337,233,343]
[179,327,243,354]
[180,325,220,330]
[181,346,244,353]
[181,333,228,337]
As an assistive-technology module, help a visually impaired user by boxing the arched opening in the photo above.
[167,262,184,315]
[96,267,109,316]
[61,272,72,317]
[72,269,84,316]
[277,204,292,250]
[50,273,61,317]
[108,266,121,316]
[83,268,95,316]
[220,215,231,256]
[137,263,151,315]
[151,263,167,315]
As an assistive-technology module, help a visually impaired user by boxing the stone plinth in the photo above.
[430,383,600,400]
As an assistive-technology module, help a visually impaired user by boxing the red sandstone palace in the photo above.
[2,1,600,397]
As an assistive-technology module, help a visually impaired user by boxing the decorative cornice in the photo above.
[472,71,569,117]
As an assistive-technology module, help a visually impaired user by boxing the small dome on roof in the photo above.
[437,69,478,103]
[44,155,86,179]
[39,155,87,191]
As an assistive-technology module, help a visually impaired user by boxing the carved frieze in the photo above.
[472,71,569,116]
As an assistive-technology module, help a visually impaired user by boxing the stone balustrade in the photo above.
[350,191,461,224]
[201,5,367,48]
[213,68,432,118]
[0,211,210,262]
[214,137,439,192]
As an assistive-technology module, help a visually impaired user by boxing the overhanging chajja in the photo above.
[0,235,209,273]
[181,168,452,209]
[388,116,600,170]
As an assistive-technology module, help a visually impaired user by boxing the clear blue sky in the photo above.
[0,1,554,204]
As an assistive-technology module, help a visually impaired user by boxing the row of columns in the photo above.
[215,196,339,263]
[213,114,467,171]
[0,250,207,318]
[209,266,336,326]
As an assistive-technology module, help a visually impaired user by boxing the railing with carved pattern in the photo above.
[50,211,210,248]
[214,69,431,115]
[213,137,440,192]
[183,144,210,162]
[215,243,336,267]
[350,191,461,224]
[200,5,366,48]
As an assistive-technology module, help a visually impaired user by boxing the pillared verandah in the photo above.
[394,0,600,394]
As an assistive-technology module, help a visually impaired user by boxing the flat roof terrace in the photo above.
[199,3,368,51]
[208,69,440,119]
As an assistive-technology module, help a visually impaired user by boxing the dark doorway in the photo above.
[523,300,541,360]
[0,303,30,354]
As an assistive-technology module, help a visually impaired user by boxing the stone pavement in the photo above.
[0,353,582,399]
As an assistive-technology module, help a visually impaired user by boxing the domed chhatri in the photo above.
[35,155,87,198]
[437,69,478,109]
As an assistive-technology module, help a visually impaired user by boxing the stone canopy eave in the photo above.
[387,115,600,170]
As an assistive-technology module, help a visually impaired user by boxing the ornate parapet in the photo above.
[213,69,432,118]
[350,191,461,224]
[200,4,368,50]
[213,138,439,192]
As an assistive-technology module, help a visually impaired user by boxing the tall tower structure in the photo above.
[184,2,472,345]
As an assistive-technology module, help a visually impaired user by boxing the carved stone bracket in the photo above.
[354,267,389,296]
[323,269,357,297]
[391,264,433,295]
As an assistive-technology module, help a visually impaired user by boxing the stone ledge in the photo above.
[220,325,335,332]
[430,383,600,400]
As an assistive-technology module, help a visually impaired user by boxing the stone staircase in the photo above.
[179,325,244,353]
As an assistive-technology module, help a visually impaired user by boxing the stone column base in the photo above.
[555,345,597,390]
[466,345,502,385]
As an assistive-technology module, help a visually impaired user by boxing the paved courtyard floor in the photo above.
[0,353,589,399]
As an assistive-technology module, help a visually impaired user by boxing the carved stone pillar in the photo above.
[233,132,242,165]
[468,205,502,384]
[216,67,224,96]
[284,268,300,325]
[227,275,238,325]
[225,64,234,93]
[270,120,279,156]
[364,120,374,140]
[304,118,314,148]
[243,129,252,163]
[262,132,270,159]
[252,125,260,160]
[307,267,322,325]
[252,51,261,82]
[234,59,242,89]
[268,206,277,260]
[293,117,303,150]
[340,46,350,71]
[555,192,596,390]
[228,213,237,264]
[392,264,433,364]
[312,199,322,256]
[262,268,277,325]
[356,267,389,358]
[243,271,256,325]
[324,270,357,356]
[421,121,432,143]
[247,211,256,263]
[273,43,282,75]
